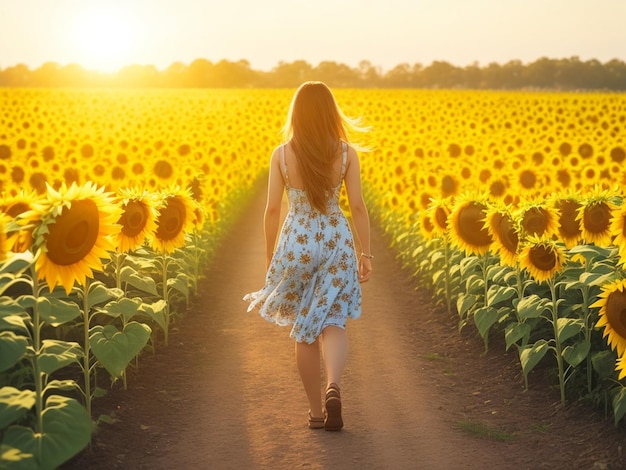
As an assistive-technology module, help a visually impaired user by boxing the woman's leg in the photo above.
[295,339,323,418]
[321,326,349,388]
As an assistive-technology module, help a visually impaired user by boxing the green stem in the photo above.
[443,238,452,316]
[549,278,566,406]
[114,252,124,291]
[82,278,92,421]
[482,251,490,307]
[31,272,44,453]
[581,286,592,395]
[192,231,200,297]
[515,262,524,322]
[162,253,169,346]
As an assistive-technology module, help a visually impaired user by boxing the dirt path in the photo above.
[62,184,625,470]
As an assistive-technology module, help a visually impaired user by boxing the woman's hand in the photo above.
[358,256,372,283]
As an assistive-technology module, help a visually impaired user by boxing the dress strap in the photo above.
[340,141,348,180]
[280,144,290,187]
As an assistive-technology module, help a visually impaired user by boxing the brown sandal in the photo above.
[308,411,325,429]
[324,383,343,431]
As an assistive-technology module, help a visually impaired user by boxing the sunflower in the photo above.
[552,194,583,249]
[515,200,559,239]
[115,188,160,253]
[485,204,519,267]
[426,197,452,237]
[191,205,206,232]
[418,210,436,241]
[150,186,197,254]
[518,235,566,283]
[591,279,626,357]
[0,190,40,252]
[448,193,493,256]
[514,164,549,197]
[0,213,8,261]
[440,173,460,198]
[610,203,626,266]
[29,182,121,294]
[577,187,619,247]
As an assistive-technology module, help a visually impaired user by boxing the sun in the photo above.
[70,6,139,73]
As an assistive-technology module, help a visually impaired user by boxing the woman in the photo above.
[244,81,372,431]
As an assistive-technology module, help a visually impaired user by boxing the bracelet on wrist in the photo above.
[360,252,374,259]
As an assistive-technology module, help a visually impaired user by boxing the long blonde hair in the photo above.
[282,81,368,213]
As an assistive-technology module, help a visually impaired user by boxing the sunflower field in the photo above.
[1,87,626,467]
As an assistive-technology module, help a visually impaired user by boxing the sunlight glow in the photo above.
[70,6,139,73]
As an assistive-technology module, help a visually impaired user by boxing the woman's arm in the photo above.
[264,147,285,269]
[343,146,372,283]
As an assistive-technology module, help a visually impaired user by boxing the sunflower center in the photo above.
[528,244,556,272]
[519,170,537,189]
[583,203,611,234]
[558,200,582,238]
[495,213,518,254]
[489,180,506,198]
[605,290,626,340]
[457,202,492,247]
[434,207,448,231]
[441,176,456,197]
[155,197,185,242]
[45,199,100,266]
[521,207,549,236]
[120,200,148,238]
[422,215,434,234]
[6,202,29,218]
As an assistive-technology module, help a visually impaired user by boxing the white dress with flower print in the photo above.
[244,142,361,344]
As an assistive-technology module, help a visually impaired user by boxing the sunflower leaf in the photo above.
[0,315,28,335]
[429,251,445,265]
[456,293,479,318]
[89,322,152,378]
[37,340,83,376]
[167,275,188,298]
[137,300,167,332]
[556,317,584,344]
[486,285,516,307]
[516,294,550,321]
[2,395,91,470]
[0,298,28,317]
[0,252,34,276]
[504,321,532,351]
[581,271,618,288]
[591,350,617,379]
[460,256,480,277]
[612,387,626,426]
[0,331,29,373]
[124,273,158,296]
[568,244,614,264]
[0,387,36,430]
[474,306,500,350]
[43,380,82,395]
[36,297,81,327]
[465,275,484,294]
[0,275,33,298]
[562,341,591,367]
[519,339,549,378]
[96,297,142,322]
[87,283,122,309]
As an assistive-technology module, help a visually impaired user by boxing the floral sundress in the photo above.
[243,142,361,344]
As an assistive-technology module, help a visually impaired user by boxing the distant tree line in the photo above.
[1,57,625,90]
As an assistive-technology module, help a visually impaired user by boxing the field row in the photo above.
[1,89,626,468]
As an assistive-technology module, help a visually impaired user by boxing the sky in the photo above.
[1,0,625,73]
